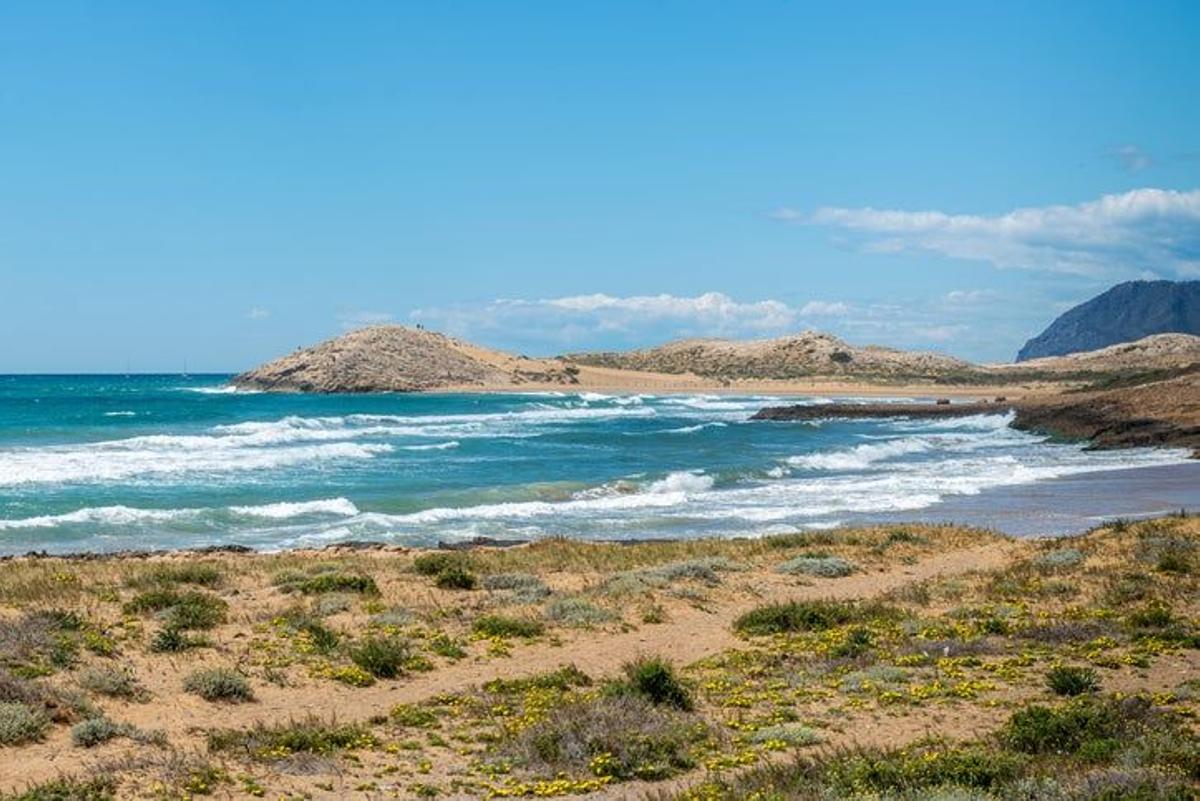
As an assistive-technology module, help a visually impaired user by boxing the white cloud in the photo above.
[337,310,393,329]
[799,300,849,316]
[942,289,996,305]
[246,307,270,320]
[779,188,1200,278]
[1110,145,1152,173]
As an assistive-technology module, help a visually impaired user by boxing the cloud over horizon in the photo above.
[776,188,1200,278]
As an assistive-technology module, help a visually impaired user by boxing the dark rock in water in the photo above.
[1017,280,1200,361]
[437,536,529,551]
[751,401,1010,421]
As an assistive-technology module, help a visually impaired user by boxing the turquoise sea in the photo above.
[0,374,1193,555]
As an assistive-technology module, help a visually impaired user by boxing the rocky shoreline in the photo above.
[752,395,1200,456]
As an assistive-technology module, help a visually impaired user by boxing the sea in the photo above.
[0,374,1196,555]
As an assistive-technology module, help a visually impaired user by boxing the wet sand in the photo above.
[863,461,1200,537]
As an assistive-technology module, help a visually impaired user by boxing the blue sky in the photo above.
[1,1,1198,372]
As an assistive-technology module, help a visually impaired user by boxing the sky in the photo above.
[1,1,1198,372]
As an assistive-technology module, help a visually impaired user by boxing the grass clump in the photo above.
[69,716,161,748]
[734,599,896,636]
[0,701,49,745]
[472,614,545,639]
[130,562,222,588]
[603,557,744,595]
[207,717,375,760]
[544,597,614,627]
[776,555,857,578]
[77,665,147,701]
[746,723,821,747]
[182,668,253,703]
[1046,665,1100,697]
[349,635,411,679]
[822,743,1025,795]
[277,610,341,654]
[123,589,227,630]
[508,694,705,781]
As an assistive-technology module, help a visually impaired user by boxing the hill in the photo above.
[565,331,974,382]
[233,326,580,392]
[1017,280,1200,361]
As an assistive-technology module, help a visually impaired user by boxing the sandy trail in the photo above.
[6,542,1017,791]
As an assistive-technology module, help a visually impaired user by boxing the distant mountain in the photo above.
[1017,280,1200,361]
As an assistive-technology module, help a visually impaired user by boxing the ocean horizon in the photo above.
[0,373,1194,556]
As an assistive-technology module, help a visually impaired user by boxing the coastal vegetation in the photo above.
[0,517,1197,798]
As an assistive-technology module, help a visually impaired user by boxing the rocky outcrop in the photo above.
[567,331,976,382]
[1017,280,1200,361]
[233,326,579,392]
[751,400,1012,421]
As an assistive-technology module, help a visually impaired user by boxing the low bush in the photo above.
[482,573,551,602]
[349,635,410,679]
[823,744,1026,794]
[776,555,857,578]
[130,562,222,588]
[618,657,692,711]
[1032,548,1085,572]
[77,665,147,701]
[207,717,375,759]
[544,598,614,627]
[507,694,705,781]
[472,615,544,639]
[0,777,118,800]
[182,668,253,703]
[482,665,591,695]
[412,552,468,576]
[70,716,154,748]
[746,723,821,747]
[433,565,477,590]
[0,701,48,745]
[149,627,208,653]
[1046,665,1100,697]
[123,589,227,630]
[734,600,897,636]
[274,570,379,596]
[1001,696,1154,755]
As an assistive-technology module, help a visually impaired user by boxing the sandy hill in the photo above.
[993,333,1200,374]
[233,326,579,392]
[566,331,974,381]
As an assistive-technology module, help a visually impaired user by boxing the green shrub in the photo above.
[0,701,48,745]
[776,555,857,578]
[1002,697,1153,755]
[823,744,1025,793]
[390,704,439,728]
[734,600,896,636]
[412,552,468,576]
[482,665,591,695]
[349,635,411,678]
[275,571,379,596]
[149,627,208,653]
[433,565,477,590]
[123,589,227,630]
[182,668,253,703]
[746,723,821,747]
[618,657,692,711]
[1032,548,1085,572]
[277,611,340,654]
[472,615,544,639]
[1129,602,1174,629]
[1,777,117,800]
[1046,665,1100,697]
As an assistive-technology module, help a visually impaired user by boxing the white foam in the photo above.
[229,498,361,519]
[400,441,460,451]
[786,437,933,471]
[103,411,138,417]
